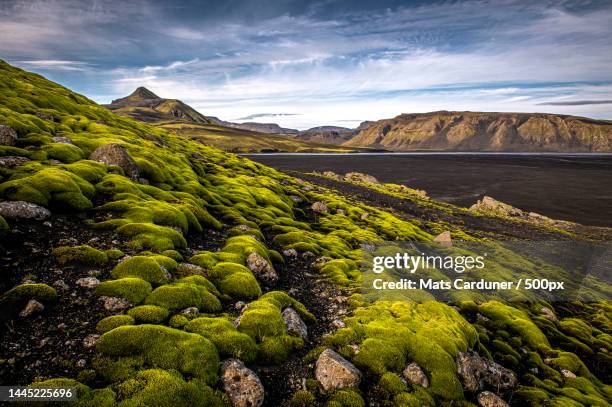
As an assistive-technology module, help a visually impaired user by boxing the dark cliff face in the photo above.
[343,111,612,152]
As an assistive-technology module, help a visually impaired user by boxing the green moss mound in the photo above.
[128,305,169,324]
[111,256,170,285]
[96,315,135,334]
[145,283,221,312]
[186,317,258,363]
[52,245,108,266]
[95,278,152,304]
[1,283,58,307]
[96,325,219,384]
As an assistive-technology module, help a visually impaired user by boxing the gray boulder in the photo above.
[0,156,30,168]
[89,143,140,180]
[457,351,517,392]
[282,307,307,339]
[19,299,44,317]
[221,359,264,407]
[0,201,51,220]
[246,252,278,285]
[402,362,429,388]
[477,391,509,407]
[0,125,17,146]
[315,349,361,391]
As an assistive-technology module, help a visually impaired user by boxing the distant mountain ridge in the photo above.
[343,111,612,152]
[106,87,213,124]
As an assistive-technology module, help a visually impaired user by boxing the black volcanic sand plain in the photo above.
[246,154,612,227]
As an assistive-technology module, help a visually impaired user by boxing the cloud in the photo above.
[236,113,301,120]
[12,59,94,71]
[1,0,611,128]
[537,100,612,106]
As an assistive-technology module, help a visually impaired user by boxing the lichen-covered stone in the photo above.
[99,296,131,312]
[220,358,265,407]
[0,156,30,168]
[315,349,361,391]
[89,143,140,180]
[282,307,308,339]
[456,351,517,392]
[246,251,278,285]
[0,201,50,220]
[19,299,44,317]
[477,391,509,407]
[0,125,17,145]
[433,231,452,247]
[311,201,328,213]
[402,362,429,388]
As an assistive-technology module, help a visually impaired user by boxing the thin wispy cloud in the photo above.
[1,0,611,129]
[237,113,301,120]
[538,100,612,106]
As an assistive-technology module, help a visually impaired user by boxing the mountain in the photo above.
[106,88,361,152]
[223,121,299,135]
[106,87,214,124]
[291,126,353,144]
[343,111,612,152]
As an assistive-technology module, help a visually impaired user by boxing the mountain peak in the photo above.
[128,86,159,100]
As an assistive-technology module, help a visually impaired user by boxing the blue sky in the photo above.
[1,0,611,129]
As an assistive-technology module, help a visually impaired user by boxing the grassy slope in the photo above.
[0,60,610,406]
[157,121,363,153]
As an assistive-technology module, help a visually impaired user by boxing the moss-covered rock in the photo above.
[95,278,152,304]
[127,305,169,324]
[96,325,219,384]
[52,245,108,266]
[144,283,221,312]
[111,256,169,285]
[186,317,258,363]
[96,315,135,334]
[1,283,58,307]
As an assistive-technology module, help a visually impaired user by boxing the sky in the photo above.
[1,0,612,130]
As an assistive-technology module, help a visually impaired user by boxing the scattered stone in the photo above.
[331,319,346,329]
[283,249,298,258]
[76,277,100,289]
[433,231,452,247]
[311,201,328,213]
[181,307,199,318]
[476,313,490,323]
[282,307,308,339]
[35,111,55,121]
[302,251,315,258]
[82,334,100,349]
[561,369,577,379]
[322,171,341,180]
[314,256,332,268]
[0,201,51,220]
[89,143,140,180]
[315,349,362,392]
[402,362,429,388]
[220,359,265,407]
[19,299,44,317]
[477,391,509,407]
[0,156,30,168]
[0,125,17,146]
[289,195,302,203]
[52,136,73,144]
[344,172,378,184]
[246,252,278,285]
[234,301,246,311]
[470,196,523,217]
[336,208,346,215]
[76,359,87,368]
[99,296,130,312]
[175,263,204,277]
[456,352,517,392]
[360,212,369,220]
[540,307,557,322]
